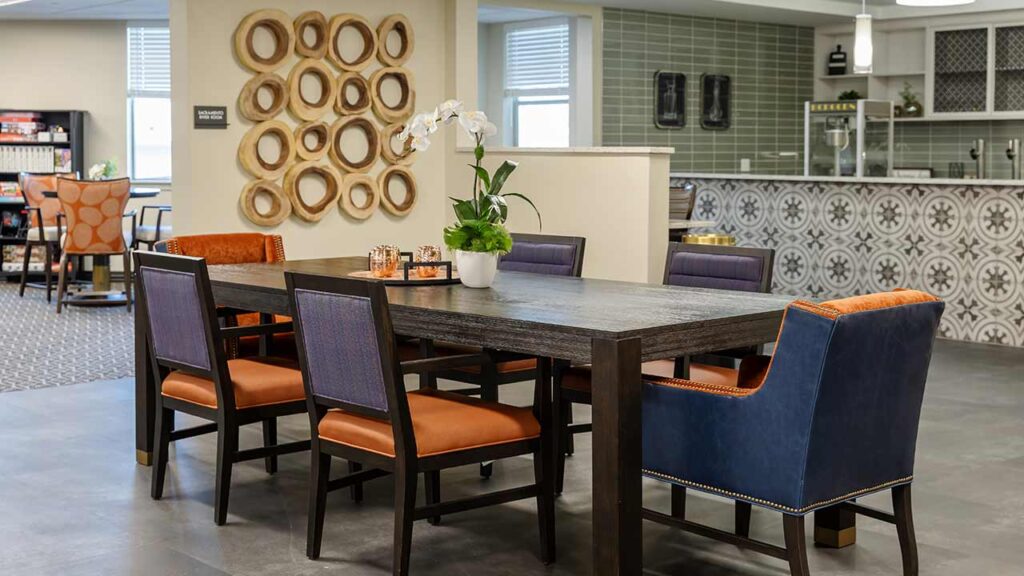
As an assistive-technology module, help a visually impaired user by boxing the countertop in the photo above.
[671,172,1024,187]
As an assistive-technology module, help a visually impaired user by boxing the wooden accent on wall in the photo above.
[234,9,295,73]
[328,14,377,72]
[238,73,289,122]
[378,165,417,217]
[283,161,342,222]
[340,173,380,220]
[329,116,380,174]
[369,67,415,124]
[293,11,328,59]
[335,72,372,115]
[287,58,336,121]
[239,120,295,180]
[376,14,415,67]
[294,121,331,161]
[240,180,292,227]
[380,123,416,166]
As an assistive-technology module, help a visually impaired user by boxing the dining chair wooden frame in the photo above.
[286,272,556,576]
[17,172,67,302]
[135,251,311,525]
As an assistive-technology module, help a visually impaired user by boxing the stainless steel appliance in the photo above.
[970,139,986,179]
[804,100,894,178]
[1007,139,1021,180]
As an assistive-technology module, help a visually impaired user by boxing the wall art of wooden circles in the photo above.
[293,11,328,59]
[376,14,415,67]
[329,116,380,173]
[380,123,415,166]
[378,165,417,216]
[240,179,292,226]
[239,119,295,180]
[328,14,377,72]
[340,173,380,220]
[369,67,415,124]
[335,72,372,115]
[238,73,289,122]
[283,161,342,222]
[287,58,336,121]
[234,9,295,73]
[294,121,331,161]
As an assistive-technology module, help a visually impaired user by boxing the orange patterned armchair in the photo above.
[18,172,75,301]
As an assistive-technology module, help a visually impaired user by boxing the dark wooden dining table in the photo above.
[133,256,793,576]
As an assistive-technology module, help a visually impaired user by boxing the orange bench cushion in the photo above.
[161,357,304,409]
[318,389,540,458]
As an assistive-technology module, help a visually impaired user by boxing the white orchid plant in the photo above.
[401,100,541,254]
[88,159,117,180]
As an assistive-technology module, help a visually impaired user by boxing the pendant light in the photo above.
[853,0,873,74]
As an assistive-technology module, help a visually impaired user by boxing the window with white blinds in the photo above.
[504,20,570,95]
[128,26,171,98]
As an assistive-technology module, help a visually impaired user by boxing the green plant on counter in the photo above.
[900,82,923,117]
[838,90,862,101]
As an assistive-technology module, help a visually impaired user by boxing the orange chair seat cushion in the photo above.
[561,361,741,394]
[161,357,304,409]
[164,233,285,265]
[318,389,540,458]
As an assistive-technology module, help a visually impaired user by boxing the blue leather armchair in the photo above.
[642,289,944,576]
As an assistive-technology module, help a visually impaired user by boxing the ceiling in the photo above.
[0,0,167,20]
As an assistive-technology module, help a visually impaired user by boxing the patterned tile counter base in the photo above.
[678,176,1024,347]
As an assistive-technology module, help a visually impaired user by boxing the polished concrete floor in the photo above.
[0,339,1022,576]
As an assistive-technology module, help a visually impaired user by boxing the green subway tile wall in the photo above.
[602,8,815,175]
[894,120,1024,179]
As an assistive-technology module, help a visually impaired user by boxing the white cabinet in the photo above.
[926,23,1024,118]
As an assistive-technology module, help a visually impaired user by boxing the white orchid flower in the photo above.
[458,110,492,136]
[438,99,464,124]
[481,121,498,138]
[410,135,431,152]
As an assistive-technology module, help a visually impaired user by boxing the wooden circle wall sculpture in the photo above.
[239,120,295,180]
[329,116,380,173]
[335,72,372,115]
[376,14,415,67]
[287,58,336,121]
[293,11,328,59]
[380,123,416,166]
[238,73,289,122]
[378,165,417,216]
[328,14,377,72]
[340,173,380,220]
[294,121,330,161]
[240,180,292,226]
[369,67,415,124]
[283,161,342,222]
[235,9,295,73]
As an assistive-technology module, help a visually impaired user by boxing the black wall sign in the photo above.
[654,71,686,129]
[194,106,228,129]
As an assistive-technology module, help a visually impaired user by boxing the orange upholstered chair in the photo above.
[18,172,75,301]
[156,233,291,357]
[54,177,131,313]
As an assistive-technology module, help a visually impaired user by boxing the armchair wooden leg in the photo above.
[893,485,918,576]
[18,241,31,297]
[55,252,69,314]
[151,407,173,500]
[349,461,364,502]
[814,503,856,548]
[671,485,686,519]
[123,248,133,312]
[44,243,53,302]
[782,514,810,576]
[393,465,417,576]
[307,450,331,559]
[214,422,238,526]
[736,501,752,537]
[262,418,277,474]
[424,471,441,525]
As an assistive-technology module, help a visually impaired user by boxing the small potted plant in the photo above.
[402,100,540,288]
[88,159,118,180]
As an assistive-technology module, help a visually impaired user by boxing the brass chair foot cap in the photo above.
[814,526,857,548]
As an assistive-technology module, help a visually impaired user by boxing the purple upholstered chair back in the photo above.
[665,245,773,293]
[499,234,586,277]
[137,263,212,372]
[291,288,389,413]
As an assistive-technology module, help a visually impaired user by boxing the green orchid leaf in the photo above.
[488,160,518,195]
[452,199,478,222]
[469,164,491,192]
[483,194,508,223]
[501,192,542,229]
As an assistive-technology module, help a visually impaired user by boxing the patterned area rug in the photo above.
[0,281,133,393]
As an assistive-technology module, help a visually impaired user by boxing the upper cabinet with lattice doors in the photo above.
[927,23,1024,118]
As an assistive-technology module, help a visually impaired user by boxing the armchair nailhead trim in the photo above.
[165,238,182,255]
[791,300,841,319]
[642,469,913,514]
[271,236,286,262]
[645,376,758,397]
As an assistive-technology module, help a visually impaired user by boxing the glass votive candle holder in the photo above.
[370,245,400,278]
[415,245,442,277]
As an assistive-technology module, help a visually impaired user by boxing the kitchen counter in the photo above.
[673,171,1024,187]
[674,173,1024,348]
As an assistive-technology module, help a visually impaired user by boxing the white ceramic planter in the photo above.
[454,250,499,288]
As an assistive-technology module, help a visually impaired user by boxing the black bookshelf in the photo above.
[0,110,85,279]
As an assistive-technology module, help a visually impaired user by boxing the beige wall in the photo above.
[171,0,450,259]
[0,20,127,173]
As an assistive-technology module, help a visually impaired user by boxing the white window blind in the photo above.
[128,26,171,98]
[505,20,570,95]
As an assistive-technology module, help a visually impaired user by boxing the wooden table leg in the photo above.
[814,504,857,548]
[591,337,643,576]
[135,295,155,466]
